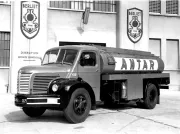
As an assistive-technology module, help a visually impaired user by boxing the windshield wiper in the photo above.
[63,62,73,65]
[43,62,58,65]
[58,62,72,65]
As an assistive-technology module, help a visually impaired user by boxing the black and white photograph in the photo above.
[0,0,180,134]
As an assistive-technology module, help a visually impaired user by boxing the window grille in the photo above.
[49,1,116,12]
[149,0,161,13]
[0,32,10,67]
[0,1,11,4]
[49,1,71,8]
[93,1,115,12]
[166,0,178,14]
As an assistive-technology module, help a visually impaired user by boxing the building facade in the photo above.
[0,0,179,93]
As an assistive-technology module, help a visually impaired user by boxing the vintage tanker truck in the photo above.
[15,45,170,123]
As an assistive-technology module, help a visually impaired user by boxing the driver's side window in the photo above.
[80,52,96,66]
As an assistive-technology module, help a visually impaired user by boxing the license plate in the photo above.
[47,98,58,104]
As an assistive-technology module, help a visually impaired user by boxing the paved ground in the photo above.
[0,90,180,134]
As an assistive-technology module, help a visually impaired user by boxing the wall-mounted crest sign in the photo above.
[127,8,143,43]
[21,1,40,39]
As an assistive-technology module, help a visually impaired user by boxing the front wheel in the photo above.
[22,107,46,117]
[63,88,91,123]
[144,83,158,109]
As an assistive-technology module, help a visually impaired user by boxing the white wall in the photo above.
[47,9,116,48]
[116,0,149,51]
[149,15,180,90]
[6,0,180,93]
[164,70,180,90]
[0,69,9,93]
[0,5,11,31]
[9,3,116,93]
[149,15,180,39]
[10,1,48,93]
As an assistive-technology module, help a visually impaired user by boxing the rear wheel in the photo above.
[144,83,158,109]
[22,107,46,117]
[63,88,91,123]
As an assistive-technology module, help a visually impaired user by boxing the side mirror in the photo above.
[34,57,43,64]
[39,57,43,65]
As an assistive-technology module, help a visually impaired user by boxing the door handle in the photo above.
[96,69,99,72]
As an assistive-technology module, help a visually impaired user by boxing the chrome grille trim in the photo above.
[17,73,32,94]
[32,75,59,94]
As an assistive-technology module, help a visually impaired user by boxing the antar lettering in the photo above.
[115,57,157,71]
[129,59,135,70]
[150,60,154,70]
[136,59,141,70]
[143,60,147,70]
[121,58,127,70]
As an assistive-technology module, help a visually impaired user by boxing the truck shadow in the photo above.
[95,101,140,110]
[5,102,140,123]
[88,101,141,117]
[5,110,69,124]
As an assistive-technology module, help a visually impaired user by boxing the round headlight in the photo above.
[52,84,58,92]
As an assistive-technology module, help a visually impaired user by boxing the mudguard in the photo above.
[48,78,96,110]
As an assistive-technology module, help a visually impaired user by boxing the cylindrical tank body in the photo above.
[99,47,164,74]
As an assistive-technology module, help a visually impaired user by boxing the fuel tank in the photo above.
[98,47,164,74]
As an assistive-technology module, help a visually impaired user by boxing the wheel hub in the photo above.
[149,90,156,102]
[73,95,87,115]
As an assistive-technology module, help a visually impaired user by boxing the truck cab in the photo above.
[15,45,100,123]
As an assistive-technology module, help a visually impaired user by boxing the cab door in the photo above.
[78,50,100,101]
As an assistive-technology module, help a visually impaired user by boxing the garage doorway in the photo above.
[59,41,106,47]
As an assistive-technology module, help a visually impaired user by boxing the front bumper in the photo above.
[15,94,61,108]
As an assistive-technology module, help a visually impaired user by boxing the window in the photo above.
[166,0,178,14]
[166,40,179,69]
[0,32,10,67]
[149,39,161,57]
[80,52,96,66]
[49,1,116,12]
[149,0,161,13]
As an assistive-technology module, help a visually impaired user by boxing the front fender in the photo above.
[48,78,96,110]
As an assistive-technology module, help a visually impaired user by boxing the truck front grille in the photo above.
[32,75,59,94]
[18,73,32,94]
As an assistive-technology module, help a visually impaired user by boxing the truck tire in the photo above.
[144,83,158,109]
[63,88,91,123]
[22,107,46,117]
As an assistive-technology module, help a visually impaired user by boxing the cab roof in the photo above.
[46,45,154,57]
[46,45,99,52]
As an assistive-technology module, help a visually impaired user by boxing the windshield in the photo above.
[57,49,78,65]
[42,49,78,65]
[42,49,59,64]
